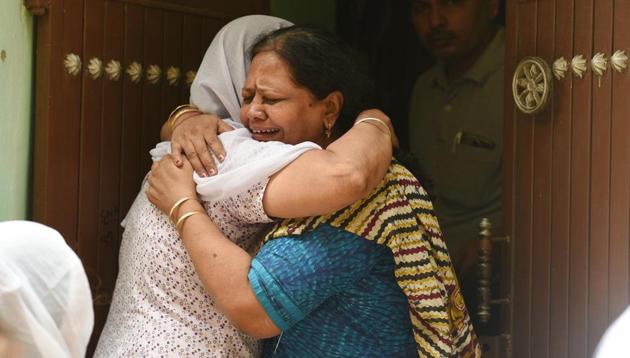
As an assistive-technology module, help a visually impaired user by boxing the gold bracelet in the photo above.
[354,117,391,136]
[168,196,192,222]
[166,104,198,130]
[175,210,204,232]
[169,107,200,132]
[167,104,193,122]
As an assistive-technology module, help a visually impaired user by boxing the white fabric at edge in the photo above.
[594,306,630,358]
[0,220,93,358]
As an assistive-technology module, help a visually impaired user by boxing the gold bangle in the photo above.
[354,117,390,136]
[175,210,204,232]
[168,196,192,222]
[167,104,193,121]
[166,104,198,129]
[169,107,200,132]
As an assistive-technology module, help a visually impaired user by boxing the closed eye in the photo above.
[262,97,282,105]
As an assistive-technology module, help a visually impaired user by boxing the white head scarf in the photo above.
[190,14,293,123]
[150,15,321,203]
[594,306,630,358]
[0,221,94,358]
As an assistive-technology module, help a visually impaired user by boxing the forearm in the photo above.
[160,122,172,141]
[176,200,280,338]
[325,120,392,195]
[264,121,392,218]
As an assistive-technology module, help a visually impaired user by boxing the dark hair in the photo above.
[249,25,377,136]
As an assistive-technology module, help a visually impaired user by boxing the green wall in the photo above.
[0,3,34,220]
[271,0,336,31]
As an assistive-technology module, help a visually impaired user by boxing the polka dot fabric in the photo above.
[94,180,273,357]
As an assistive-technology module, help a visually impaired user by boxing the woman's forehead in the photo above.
[244,52,296,91]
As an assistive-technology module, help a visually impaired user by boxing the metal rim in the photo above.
[512,56,553,115]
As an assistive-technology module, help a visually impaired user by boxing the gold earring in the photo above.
[325,127,332,139]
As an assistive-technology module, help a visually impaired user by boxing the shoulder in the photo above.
[411,66,439,95]
[384,162,432,199]
[477,29,505,87]
[485,63,504,91]
[263,163,438,242]
[409,66,441,117]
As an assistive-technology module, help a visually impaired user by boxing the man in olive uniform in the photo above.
[408,0,504,324]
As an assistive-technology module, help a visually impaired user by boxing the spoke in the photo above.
[533,89,542,104]
[526,93,535,107]
[519,89,529,100]
[524,66,533,81]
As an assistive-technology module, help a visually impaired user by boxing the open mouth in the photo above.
[251,128,280,135]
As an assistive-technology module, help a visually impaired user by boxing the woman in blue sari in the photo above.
[150,22,479,358]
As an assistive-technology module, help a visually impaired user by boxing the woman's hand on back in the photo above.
[146,155,197,217]
[169,113,234,177]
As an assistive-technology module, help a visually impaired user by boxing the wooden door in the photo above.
[26,0,268,349]
[505,0,630,357]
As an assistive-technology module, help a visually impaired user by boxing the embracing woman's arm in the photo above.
[147,158,279,338]
[176,200,279,338]
[264,109,394,218]
[165,108,396,219]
